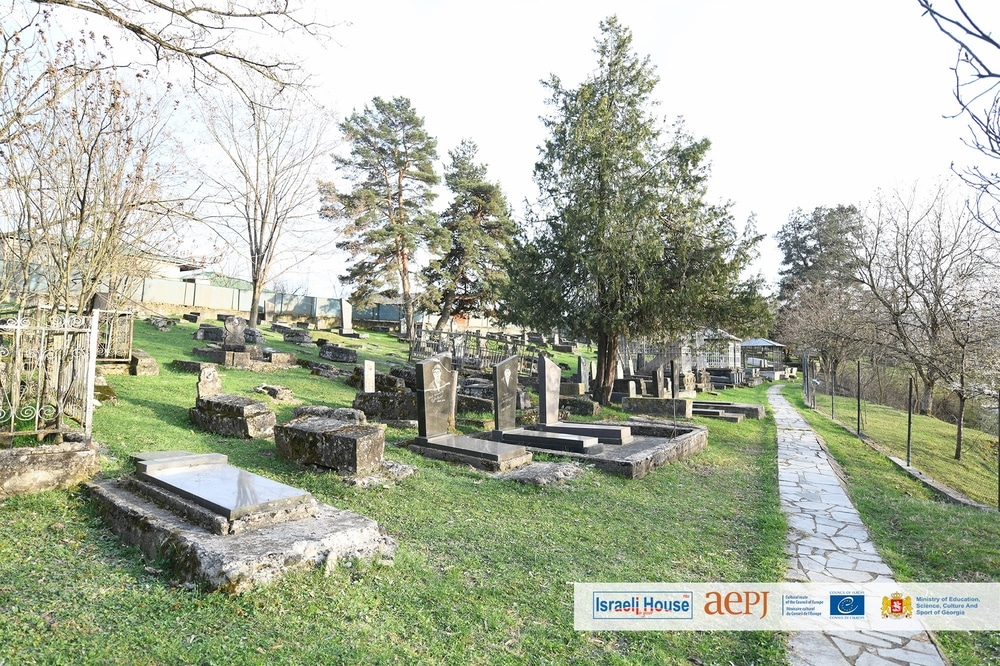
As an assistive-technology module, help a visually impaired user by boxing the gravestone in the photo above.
[415,354,457,440]
[537,354,561,425]
[616,359,624,380]
[651,362,668,399]
[363,360,375,393]
[319,344,358,364]
[492,355,519,436]
[408,353,530,471]
[223,316,247,347]
[243,328,265,344]
[87,450,394,592]
[339,299,353,336]
[577,357,590,394]
[197,364,223,398]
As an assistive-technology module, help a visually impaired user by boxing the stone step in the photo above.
[691,408,743,423]
[500,428,604,454]
[535,421,633,445]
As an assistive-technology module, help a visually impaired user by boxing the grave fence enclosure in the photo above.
[0,310,98,445]
[96,310,134,362]
[409,327,538,376]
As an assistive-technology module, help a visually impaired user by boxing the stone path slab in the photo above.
[768,385,947,666]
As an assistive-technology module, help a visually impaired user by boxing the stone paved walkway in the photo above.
[768,385,948,666]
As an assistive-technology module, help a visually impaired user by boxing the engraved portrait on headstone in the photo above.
[493,356,519,434]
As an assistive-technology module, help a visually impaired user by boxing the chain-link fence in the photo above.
[801,355,999,511]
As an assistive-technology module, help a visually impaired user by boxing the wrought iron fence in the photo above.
[409,327,538,375]
[96,309,134,361]
[0,311,97,446]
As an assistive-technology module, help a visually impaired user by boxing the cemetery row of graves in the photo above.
[0,308,779,593]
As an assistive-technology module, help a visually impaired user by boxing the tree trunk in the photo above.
[920,379,934,416]
[594,330,617,405]
[954,394,966,460]
[249,281,264,328]
[399,250,414,340]
[434,293,455,331]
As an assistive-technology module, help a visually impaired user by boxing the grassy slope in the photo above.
[0,322,788,666]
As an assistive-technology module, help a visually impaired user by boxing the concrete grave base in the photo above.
[0,441,100,498]
[275,416,385,475]
[189,395,276,439]
[492,421,707,479]
[88,478,395,594]
[409,434,532,472]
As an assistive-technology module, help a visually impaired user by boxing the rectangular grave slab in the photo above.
[409,434,531,472]
[87,474,394,593]
[500,428,603,454]
[275,416,385,476]
[534,421,634,445]
[189,395,276,439]
[135,453,313,520]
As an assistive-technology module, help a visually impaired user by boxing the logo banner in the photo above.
[573,582,999,631]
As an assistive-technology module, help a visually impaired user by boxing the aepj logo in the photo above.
[830,594,865,617]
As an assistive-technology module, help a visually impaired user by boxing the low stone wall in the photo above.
[0,441,100,498]
[352,391,418,421]
[621,397,693,419]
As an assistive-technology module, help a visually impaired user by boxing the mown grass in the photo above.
[0,321,789,665]
[810,390,999,507]
[783,385,1000,666]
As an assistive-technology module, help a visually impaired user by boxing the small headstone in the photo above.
[197,364,222,399]
[651,363,668,398]
[340,299,354,335]
[223,316,247,347]
[577,356,590,394]
[492,355,519,435]
[363,360,375,393]
[538,353,561,425]
[130,349,159,376]
[616,359,624,380]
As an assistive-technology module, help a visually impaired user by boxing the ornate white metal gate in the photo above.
[0,311,98,446]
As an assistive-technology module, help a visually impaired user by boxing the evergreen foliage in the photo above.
[501,16,768,403]
[319,96,441,340]
[420,140,516,330]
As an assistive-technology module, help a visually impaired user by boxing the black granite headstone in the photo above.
[493,355,519,433]
[416,354,457,439]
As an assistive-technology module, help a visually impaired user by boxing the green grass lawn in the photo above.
[782,385,1000,666]
[809,388,998,507]
[0,322,789,665]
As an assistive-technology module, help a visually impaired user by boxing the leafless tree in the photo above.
[918,0,1000,229]
[200,86,332,327]
[1,58,181,313]
[31,0,331,97]
[851,182,1000,457]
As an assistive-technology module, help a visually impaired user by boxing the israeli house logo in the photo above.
[592,591,693,620]
[830,594,865,618]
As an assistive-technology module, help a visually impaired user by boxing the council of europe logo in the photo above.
[829,594,865,617]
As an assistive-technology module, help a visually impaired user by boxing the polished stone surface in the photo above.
[538,353,561,424]
[417,433,527,462]
[416,354,457,438]
[769,386,946,666]
[536,421,634,445]
[135,452,312,520]
[493,356,519,432]
[501,428,603,454]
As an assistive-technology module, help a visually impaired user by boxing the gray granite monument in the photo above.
[492,355,519,437]
[363,359,376,394]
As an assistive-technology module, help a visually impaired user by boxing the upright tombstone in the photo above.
[537,353,562,425]
[223,316,247,348]
[651,362,668,399]
[415,354,458,441]
[197,365,223,399]
[670,360,680,399]
[409,353,531,471]
[363,360,376,394]
[339,299,354,336]
[615,358,624,380]
[577,357,591,394]
[492,356,520,439]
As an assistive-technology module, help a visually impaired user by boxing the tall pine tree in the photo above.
[319,96,441,340]
[421,140,516,330]
[501,17,767,403]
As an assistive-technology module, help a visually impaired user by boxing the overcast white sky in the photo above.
[292,0,995,292]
